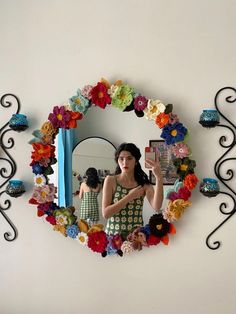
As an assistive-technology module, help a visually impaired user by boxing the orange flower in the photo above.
[155,112,170,128]
[31,143,55,161]
[40,121,56,136]
[67,111,83,128]
[184,173,199,190]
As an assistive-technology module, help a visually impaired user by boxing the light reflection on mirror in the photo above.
[72,137,116,226]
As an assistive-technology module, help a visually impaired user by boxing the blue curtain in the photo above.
[58,128,74,207]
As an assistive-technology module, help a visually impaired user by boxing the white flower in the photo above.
[144,99,166,120]
[77,232,88,246]
[121,241,134,254]
[34,174,46,187]
[56,214,68,226]
[108,84,119,97]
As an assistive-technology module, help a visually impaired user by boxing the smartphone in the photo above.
[145,147,157,168]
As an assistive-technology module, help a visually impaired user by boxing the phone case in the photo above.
[145,147,156,168]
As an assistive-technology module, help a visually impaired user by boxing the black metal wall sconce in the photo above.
[199,87,236,250]
[0,94,28,241]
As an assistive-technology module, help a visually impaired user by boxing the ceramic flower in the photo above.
[144,99,166,120]
[48,106,71,129]
[155,112,170,128]
[31,184,57,203]
[121,240,134,254]
[172,142,190,158]
[31,143,55,162]
[91,82,111,109]
[173,157,196,179]
[183,173,199,190]
[66,224,79,238]
[34,174,46,187]
[163,199,192,222]
[81,85,93,100]
[54,206,77,226]
[87,231,108,253]
[69,89,90,114]
[161,122,188,145]
[111,84,134,111]
[168,113,179,124]
[77,232,88,246]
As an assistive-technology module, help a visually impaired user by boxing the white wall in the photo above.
[1,1,236,313]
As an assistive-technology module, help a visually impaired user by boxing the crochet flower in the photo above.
[46,215,56,225]
[163,199,191,222]
[172,142,190,158]
[87,231,108,253]
[77,232,88,246]
[161,122,188,145]
[54,207,77,226]
[155,112,170,128]
[91,82,111,109]
[81,85,93,100]
[108,84,119,98]
[54,224,67,236]
[67,111,83,129]
[31,143,55,162]
[34,174,46,187]
[149,214,176,245]
[121,240,134,254]
[111,84,134,111]
[106,236,119,256]
[184,173,199,190]
[173,157,196,179]
[168,113,179,124]
[169,187,191,201]
[69,89,90,114]
[37,202,51,216]
[110,234,123,250]
[38,157,51,167]
[127,227,148,251]
[134,96,148,111]
[140,224,151,238]
[40,121,57,136]
[147,235,160,246]
[144,99,166,120]
[66,224,79,238]
[32,162,44,175]
[31,184,57,203]
[48,106,71,129]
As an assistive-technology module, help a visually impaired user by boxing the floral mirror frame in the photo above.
[29,78,198,257]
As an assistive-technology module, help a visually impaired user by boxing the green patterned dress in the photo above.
[80,191,100,223]
[105,180,144,235]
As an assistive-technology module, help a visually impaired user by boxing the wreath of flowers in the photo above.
[29,78,198,257]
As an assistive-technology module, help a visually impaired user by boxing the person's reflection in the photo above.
[77,167,101,226]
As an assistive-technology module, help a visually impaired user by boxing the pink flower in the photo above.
[48,106,71,129]
[172,142,190,158]
[134,96,148,111]
[81,85,93,99]
[32,184,57,203]
[169,113,179,124]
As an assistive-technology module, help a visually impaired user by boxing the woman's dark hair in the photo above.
[84,167,100,189]
[115,143,150,186]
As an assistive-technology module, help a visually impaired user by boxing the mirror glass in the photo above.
[72,137,116,226]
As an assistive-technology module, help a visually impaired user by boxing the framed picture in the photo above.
[149,140,178,185]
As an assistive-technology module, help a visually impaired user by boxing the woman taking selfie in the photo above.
[102,142,163,235]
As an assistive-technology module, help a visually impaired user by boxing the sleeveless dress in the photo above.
[80,190,100,223]
[105,180,144,235]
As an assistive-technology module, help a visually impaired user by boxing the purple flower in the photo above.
[161,122,188,145]
[48,106,71,129]
[134,96,148,111]
[66,224,79,238]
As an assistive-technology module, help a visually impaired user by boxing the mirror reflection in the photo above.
[72,137,116,226]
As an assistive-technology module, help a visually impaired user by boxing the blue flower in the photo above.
[66,224,79,238]
[161,122,187,145]
[106,236,118,255]
[69,89,90,115]
[32,162,44,175]
[140,224,151,237]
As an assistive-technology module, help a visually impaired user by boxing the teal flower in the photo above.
[69,89,90,115]
[111,84,134,111]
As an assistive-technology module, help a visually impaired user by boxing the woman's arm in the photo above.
[145,158,164,211]
[78,182,84,199]
[102,176,145,219]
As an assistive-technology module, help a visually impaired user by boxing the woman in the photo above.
[79,167,101,225]
[102,143,163,235]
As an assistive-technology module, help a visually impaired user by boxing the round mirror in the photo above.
[72,137,116,226]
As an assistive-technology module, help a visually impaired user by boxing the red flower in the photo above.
[184,173,199,190]
[87,231,108,253]
[67,111,83,128]
[178,187,191,201]
[111,234,123,250]
[147,235,160,246]
[155,113,170,128]
[46,215,56,225]
[91,82,111,109]
[31,143,55,162]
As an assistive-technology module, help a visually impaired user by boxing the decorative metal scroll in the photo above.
[0,94,21,241]
[204,87,236,250]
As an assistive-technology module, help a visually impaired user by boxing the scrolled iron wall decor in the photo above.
[199,87,236,250]
[0,94,27,241]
